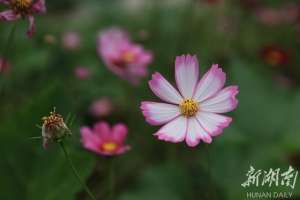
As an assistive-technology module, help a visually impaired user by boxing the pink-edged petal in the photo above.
[193,64,226,102]
[149,72,183,104]
[140,101,181,125]
[196,112,232,136]
[111,123,128,144]
[200,86,239,113]
[0,10,20,21]
[154,116,187,143]
[31,0,46,13]
[175,55,199,98]
[26,15,35,38]
[93,121,111,139]
[80,127,101,152]
[0,0,10,5]
[185,117,212,147]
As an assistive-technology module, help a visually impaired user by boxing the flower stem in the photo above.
[59,141,97,200]
[205,144,217,200]
[2,23,17,58]
[108,159,115,200]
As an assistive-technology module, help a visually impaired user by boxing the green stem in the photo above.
[59,141,97,200]
[108,159,115,200]
[2,23,17,58]
[205,144,217,200]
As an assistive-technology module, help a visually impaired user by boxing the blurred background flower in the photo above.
[97,27,153,84]
[62,31,81,50]
[74,66,91,80]
[261,45,290,67]
[89,97,113,118]
[80,121,130,156]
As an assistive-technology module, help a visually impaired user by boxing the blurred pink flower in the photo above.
[280,3,300,24]
[80,121,130,156]
[0,57,10,73]
[89,98,113,118]
[62,31,81,50]
[256,8,283,26]
[256,4,300,26]
[74,66,90,80]
[140,55,239,147]
[0,0,46,37]
[97,27,153,84]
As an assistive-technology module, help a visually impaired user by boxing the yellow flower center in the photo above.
[102,142,118,152]
[179,99,199,117]
[122,51,135,63]
[10,0,33,13]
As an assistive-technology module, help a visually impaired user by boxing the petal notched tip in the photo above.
[210,117,232,137]
[154,132,184,143]
[140,101,159,125]
[185,138,201,147]
[175,54,198,69]
[211,64,226,83]
[228,85,239,110]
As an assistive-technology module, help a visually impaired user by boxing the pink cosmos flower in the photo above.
[140,55,239,147]
[89,97,113,118]
[80,121,130,156]
[62,31,81,50]
[74,66,90,80]
[0,0,46,37]
[97,27,153,84]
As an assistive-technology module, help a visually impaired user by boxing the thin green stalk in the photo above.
[108,159,115,200]
[205,144,217,200]
[2,23,17,57]
[59,141,97,200]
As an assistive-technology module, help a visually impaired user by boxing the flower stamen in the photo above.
[122,51,135,63]
[101,142,118,152]
[179,99,199,117]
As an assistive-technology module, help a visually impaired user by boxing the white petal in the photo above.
[185,117,212,147]
[196,112,232,136]
[149,72,183,104]
[154,116,187,143]
[193,64,226,102]
[201,86,239,113]
[141,101,180,125]
[175,55,199,98]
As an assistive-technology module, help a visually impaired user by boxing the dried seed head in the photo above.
[41,108,71,148]
[10,0,34,16]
